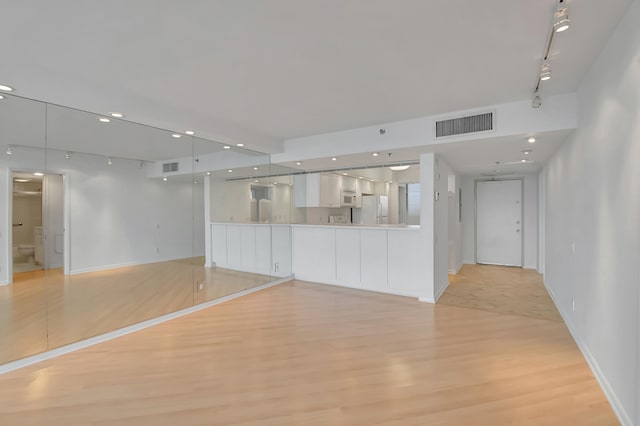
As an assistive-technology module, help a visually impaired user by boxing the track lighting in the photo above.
[540,63,551,81]
[554,8,570,33]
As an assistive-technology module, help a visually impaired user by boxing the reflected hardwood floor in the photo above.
[0,258,273,364]
[0,281,616,425]
[439,264,563,322]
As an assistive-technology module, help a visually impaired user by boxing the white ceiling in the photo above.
[0,0,631,154]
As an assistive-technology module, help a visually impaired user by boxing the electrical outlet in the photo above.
[274,262,279,273]
[198,283,204,290]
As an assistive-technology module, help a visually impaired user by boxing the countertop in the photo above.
[211,222,419,230]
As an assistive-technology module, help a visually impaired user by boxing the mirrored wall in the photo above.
[0,93,292,365]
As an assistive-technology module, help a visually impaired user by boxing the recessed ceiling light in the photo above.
[163,177,168,181]
[109,112,124,118]
[14,178,31,183]
[372,152,379,157]
[205,172,211,176]
[522,149,532,155]
[331,157,337,161]
[273,182,278,185]
[0,84,13,92]
[34,172,44,176]
[358,176,363,179]
[194,180,199,184]
[253,167,259,170]
[342,172,348,176]
[521,159,527,163]
[236,143,244,147]
[171,133,181,139]
[223,145,231,149]
[6,147,13,155]
[65,152,72,159]
[389,165,410,171]
[185,130,195,135]
[98,117,111,123]
[296,162,302,166]
[227,169,233,173]
[107,157,113,165]
[254,179,259,183]
[528,137,536,143]
[554,8,570,33]
[0,95,4,100]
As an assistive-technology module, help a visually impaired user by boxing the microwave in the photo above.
[341,191,357,207]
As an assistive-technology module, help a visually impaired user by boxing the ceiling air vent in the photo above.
[162,162,179,173]
[435,112,494,138]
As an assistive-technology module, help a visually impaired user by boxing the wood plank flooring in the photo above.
[0,258,273,364]
[439,264,563,322]
[0,280,617,425]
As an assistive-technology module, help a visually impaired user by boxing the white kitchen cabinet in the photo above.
[294,173,342,208]
[226,225,242,267]
[387,231,420,294]
[272,225,292,277]
[342,176,357,192]
[335,228,361,285]
[360,229,388,291]
[255,225,272,275]
[356,179,375,195]
[211,224,227,266]
[292,226,336,282]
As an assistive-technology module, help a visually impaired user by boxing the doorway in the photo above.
[475,179,523,267]
[10,171,64,278]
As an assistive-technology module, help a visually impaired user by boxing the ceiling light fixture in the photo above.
[342,172,348,176]
[0,95,4,100]
[227,169,233,173]
[34,172,44,177]
[0,84,13,92]
[194,180,199,184]
[554,8,570,33]
[522,149,532,155]
[253,167,259,170]
[65,152,72,159]
[6,147,13,155]
[540,63,551,81]
[223,145,230,149]
[107,157,113,165]
[532,95,542,109]
[358,177,363,179]
[528,137,536,143]
[109,112,124,118]
[163,177,168,181]
[254,179,259,183]
[206,172,211,176]
[14,178,31,183]
[98,117,111,123]
[389,165,410,171]
[296,162,302,166]
[331,157,337,161]
[171,133,181,139]
[372,152,379,157]
[236,143,244,147]
[521,159,527,163]
[185,130,195,135]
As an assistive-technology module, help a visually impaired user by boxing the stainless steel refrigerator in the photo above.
[354,195,389,225]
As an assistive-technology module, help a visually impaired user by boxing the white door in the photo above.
[43,174,64,269]
[476,180,522,267]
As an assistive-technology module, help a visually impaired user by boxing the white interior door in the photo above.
[476,180,522,267]
[43,174,64,269]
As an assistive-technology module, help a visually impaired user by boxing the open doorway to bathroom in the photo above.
[11,171,64,277]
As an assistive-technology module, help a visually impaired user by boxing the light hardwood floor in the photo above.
[0,280,617,425]
[439,264,563,322]
[0,258,273,364]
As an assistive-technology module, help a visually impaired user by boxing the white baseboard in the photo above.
[69,256,201,275]
[544,279,631,426]
[295,275,420,300]
[0,280,8,286]
[435,279,449,302]
[0,275,293,375]
[449,260,464,274]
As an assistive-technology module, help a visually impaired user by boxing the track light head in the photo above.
[554,8,570,33]
[540,63,551,81]
[532,95,542,109]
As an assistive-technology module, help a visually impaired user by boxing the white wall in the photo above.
[461,173,538,269]
[1,149,204,281]
[544,2,640,424]
[434,157,451,297]
[447,174,463,273]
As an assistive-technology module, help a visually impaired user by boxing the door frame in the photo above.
[473,177,524,267]
[4,168,69,284]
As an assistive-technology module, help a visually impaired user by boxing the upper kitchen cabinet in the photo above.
[356,179,375,195]
[294,173,341,208]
